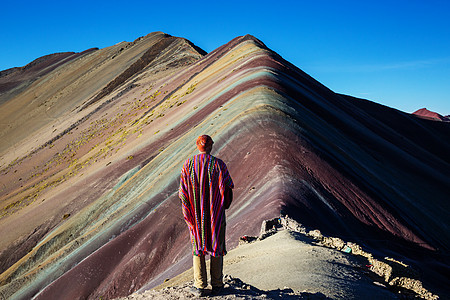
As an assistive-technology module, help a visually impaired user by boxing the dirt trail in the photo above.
[122,217,440,299]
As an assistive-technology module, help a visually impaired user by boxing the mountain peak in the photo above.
[1,33,449,299]
[413,107,450,121]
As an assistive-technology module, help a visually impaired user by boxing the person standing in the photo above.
[179,135,234,296]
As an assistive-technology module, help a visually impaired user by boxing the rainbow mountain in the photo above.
[0,32,449,299]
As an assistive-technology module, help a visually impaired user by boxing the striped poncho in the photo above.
[179,153,234,257]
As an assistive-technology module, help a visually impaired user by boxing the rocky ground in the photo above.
[119,217,438,299]
[118,275,317,299]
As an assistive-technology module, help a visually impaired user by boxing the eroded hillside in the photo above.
[0,33,449,299]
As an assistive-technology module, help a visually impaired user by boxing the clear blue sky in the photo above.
[1,0,449,115]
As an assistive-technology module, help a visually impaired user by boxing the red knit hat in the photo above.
[196,135,214,152]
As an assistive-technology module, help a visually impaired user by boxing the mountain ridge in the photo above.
[0,33,448,299]
[413,107,450,122]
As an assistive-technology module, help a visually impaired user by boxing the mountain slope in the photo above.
[0,34,448,299]
[413,107,450,122]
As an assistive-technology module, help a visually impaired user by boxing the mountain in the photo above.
[0,32,449,299]
[413,108,450,122]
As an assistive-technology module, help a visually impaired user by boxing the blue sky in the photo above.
[1,0,449,115]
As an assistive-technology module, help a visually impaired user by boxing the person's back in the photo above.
[179,135,234,296]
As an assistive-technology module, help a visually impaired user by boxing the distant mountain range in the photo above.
[413,107,450,122]
[0,32,449,299]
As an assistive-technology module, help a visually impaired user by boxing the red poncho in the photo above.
[179,153,234,256]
